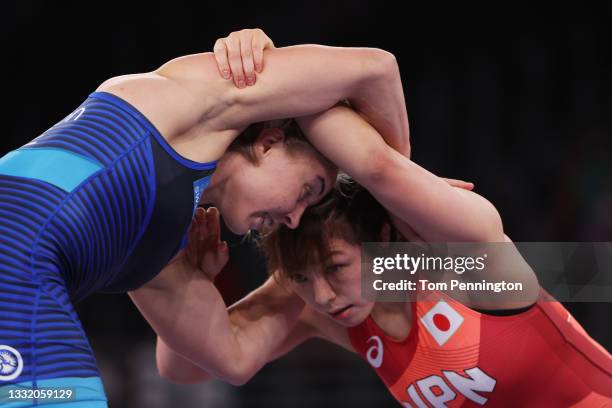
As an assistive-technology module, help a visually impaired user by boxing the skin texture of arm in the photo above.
[129,207,340,386]
[298,105,540,305]
[130,266,318,385]
[298,105,504,242]
[154,282,350,385]
[98,45,409,162]
[156,337,213,384]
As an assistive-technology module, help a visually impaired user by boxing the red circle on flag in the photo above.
[433,313,450,331]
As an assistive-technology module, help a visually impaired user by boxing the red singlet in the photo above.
[348,291,612,407]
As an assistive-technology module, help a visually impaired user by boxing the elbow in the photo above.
[450,188,506,243]
[478,194,505,242]
[189,353,256,386]
[486,211,505,243]
[157,368,186,385]
[474,201,505,243]
[156,361,251,386]
[357,145,398,190]
[366,48,400,82]
[157,365,209,385]
[220,358,257,386]
[224,372,252,387]
[380,50,400,79]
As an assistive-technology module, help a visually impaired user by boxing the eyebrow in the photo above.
[323,249,345,261]
[317,176,325,197]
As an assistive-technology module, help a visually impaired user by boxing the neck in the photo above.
[369,300,413,341]
[200,153,237,206]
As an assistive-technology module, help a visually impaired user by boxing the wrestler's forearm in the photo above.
[129,266,254,385]
[297,105,503,241]
[131,266,304,385]
[223,277,307,373]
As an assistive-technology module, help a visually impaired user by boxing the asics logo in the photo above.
[366,336,383,368]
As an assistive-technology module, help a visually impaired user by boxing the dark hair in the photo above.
[227,119,326,164]
[258,174,391,282]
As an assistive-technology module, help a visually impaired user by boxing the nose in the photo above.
[283,202,307,229]
[312,275,336,306]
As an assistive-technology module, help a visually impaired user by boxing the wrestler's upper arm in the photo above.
[155,45,395,131]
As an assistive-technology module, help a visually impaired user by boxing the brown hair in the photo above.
[258,174,391,282]
[227,119,329,165]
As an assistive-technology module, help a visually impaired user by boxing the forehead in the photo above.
[327,238,360,256]
[308,238,359,268]
[300,241,360,278]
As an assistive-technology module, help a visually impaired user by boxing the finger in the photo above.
[202,209,215,247]
[196,207,207,240]
[205,208,221,246]
[207,207,222,244]
[255,28,275,49]
[254,30,275,72]
[442,177,475,191]
[239,31,256,86]
[252,40,265,73]
[454,180,474,190]
[211,240,229,272]
[187,217,198,250]
[226,33,246,88]
[216,241,230,268]
[213,39,231,80]
[196,207,206,224]
[262,30,275,49]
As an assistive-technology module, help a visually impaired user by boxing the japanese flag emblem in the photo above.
[420,300,464,347]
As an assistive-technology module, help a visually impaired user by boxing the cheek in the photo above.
[249,176,295,211]
[232,177,267,213]
[271,180,298,203]
[220,208,248,235]
[343,268,365,298]
[293,285,316,306]
[219,184,254,234]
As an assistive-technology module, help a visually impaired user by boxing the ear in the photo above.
[254,127,285,157]
[379,222,392,245]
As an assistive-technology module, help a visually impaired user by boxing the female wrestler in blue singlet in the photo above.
[0,28,411,406]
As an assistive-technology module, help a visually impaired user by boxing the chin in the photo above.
[338,308,370,328]
[350,306,373,326]
[339,315,367,328]
[223,214,249,235]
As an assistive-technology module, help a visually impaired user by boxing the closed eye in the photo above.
[300,184,314,202]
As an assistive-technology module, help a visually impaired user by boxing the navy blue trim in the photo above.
[88,92,218,171]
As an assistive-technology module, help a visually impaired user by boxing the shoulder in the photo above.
[96,53,241,135]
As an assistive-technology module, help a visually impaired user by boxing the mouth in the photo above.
[263,213,274,228]
[250,212,274,231]
[328,305,353,319]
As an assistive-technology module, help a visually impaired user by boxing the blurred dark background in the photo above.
[2,1,611,407]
